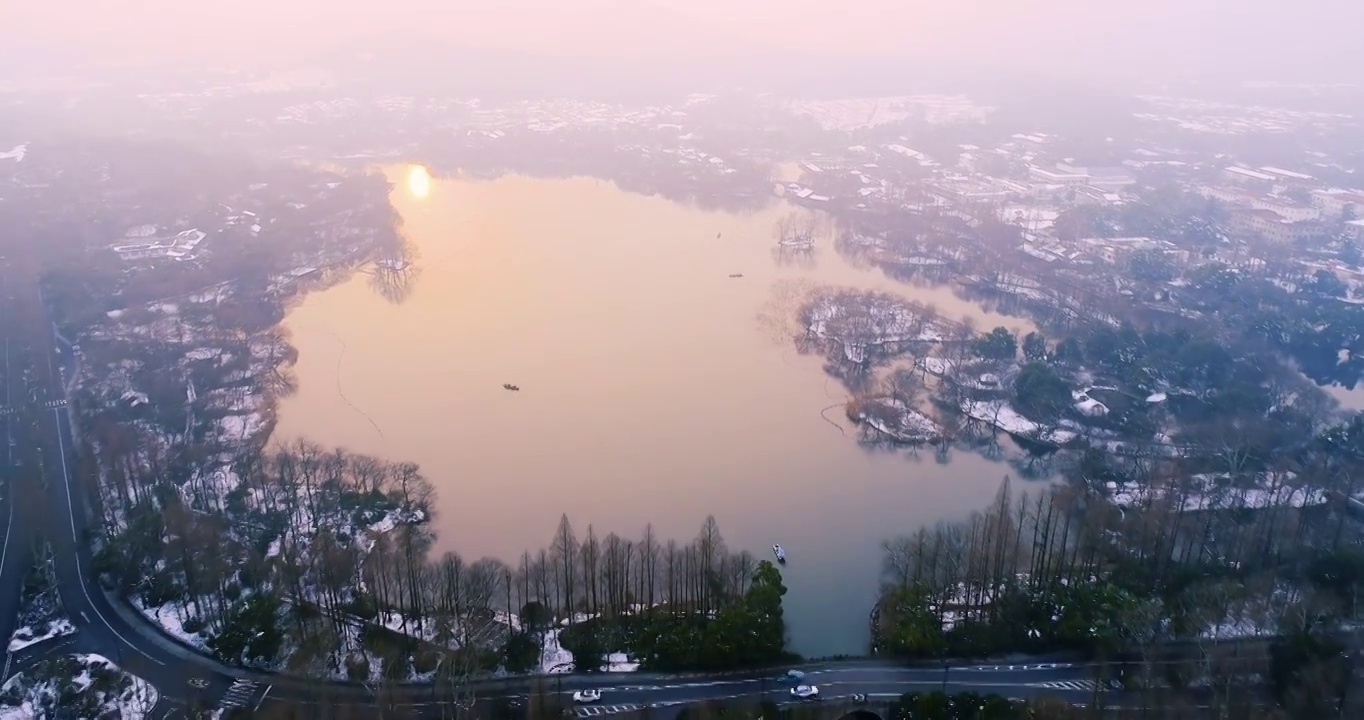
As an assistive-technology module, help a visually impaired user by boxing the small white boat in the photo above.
[773,544,786,563]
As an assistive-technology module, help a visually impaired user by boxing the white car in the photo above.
[790,685,819,699]
[573,690,602,704]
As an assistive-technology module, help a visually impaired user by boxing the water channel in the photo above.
[275,167,1039,657]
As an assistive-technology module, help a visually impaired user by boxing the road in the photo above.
[241,662,1122,719]
[1,280,1121,717]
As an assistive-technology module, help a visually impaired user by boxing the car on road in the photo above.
[790,685,819,699]
[780,670,806,684]
[573,690,602,704]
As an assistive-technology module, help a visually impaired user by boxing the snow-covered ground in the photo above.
[851,397,944,444]
[960,399,1078,446]
[8,545,76,655]
[131,598,210,653]
[538,629,639,674]
[1110,471,1327,512]
[781,96,993,131]
[7,619,76,653]
[0,654,158,720]
[804,289,952,363]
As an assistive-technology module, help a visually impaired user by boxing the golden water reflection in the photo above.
[277,171,1032,656]
[407,165,431,199]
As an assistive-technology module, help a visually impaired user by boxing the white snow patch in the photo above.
[130,598,209,652]
[8,618,76,653]
[961,400,1077,445]
[540,629,575,673]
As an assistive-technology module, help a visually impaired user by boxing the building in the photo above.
[928,178,1015,204]
[1313,188,1364,219]
[1029,166,1089,186]
[1229,209,1318,244]
[112,228,208,262]
[1259,166,1314,185]
[1087,170,1138,191]
[1030,162,1134,190]
[1200,187,1321,222]
[1222,166,1277,187]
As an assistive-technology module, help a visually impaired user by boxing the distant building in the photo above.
[1200,186,1321,222]
[1076,236,1171,264]
[928,178,1014,204]
[1259,166,1314,184]
[1313,188,1364,219]
[1085,166,1137,190]
[1229,209,1318,244]
[1029,166,1089,186]
[112,228,208,262]
[1222,166,1277,186]
[1029,163,1134,189]
[1347,218,1364,242]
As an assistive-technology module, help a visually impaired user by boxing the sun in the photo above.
[407,165,431,199]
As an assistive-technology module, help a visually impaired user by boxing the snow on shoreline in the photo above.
[804,290,953,364]
[961,399,1078,446]
[851,397,944,444]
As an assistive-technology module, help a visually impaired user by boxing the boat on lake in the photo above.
[503,383,520,392]
[773,544,786,563]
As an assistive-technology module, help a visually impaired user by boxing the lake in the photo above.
[275,167,1036,657]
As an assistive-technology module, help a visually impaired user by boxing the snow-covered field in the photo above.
[0,654,157,720]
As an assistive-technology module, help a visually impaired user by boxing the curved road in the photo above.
[6,286,1120,717]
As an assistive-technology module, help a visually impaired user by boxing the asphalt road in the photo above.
[3,283,1120,718]
[0,268,33,668]
[244,662,1120,719]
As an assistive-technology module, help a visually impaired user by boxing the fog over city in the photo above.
[5,0,1364,718]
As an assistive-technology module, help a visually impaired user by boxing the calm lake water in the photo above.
[276,168,1035,657]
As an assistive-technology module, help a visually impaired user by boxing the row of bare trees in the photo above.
[96,422,763,676]
[511,513,755,624]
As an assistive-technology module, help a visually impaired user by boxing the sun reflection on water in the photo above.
[407,165,431,199]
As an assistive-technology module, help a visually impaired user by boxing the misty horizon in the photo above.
[4,0,1364,92]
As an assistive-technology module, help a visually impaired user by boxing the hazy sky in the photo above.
[4,0,1360,83]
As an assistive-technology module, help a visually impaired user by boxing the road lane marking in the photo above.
[956,663,1077,672]
[574,704,641,717]
[0,454,12,589]
[254,684,273,711]
[220,679,260,708]
[1035,680,1106,692]
[52,408,76,543]
[53,407,165,666]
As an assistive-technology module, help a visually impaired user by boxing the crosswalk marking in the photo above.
[958,662,1076,672]
[575,704,642,717]
[1036,681,1102,692]
[220,679,260,708]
